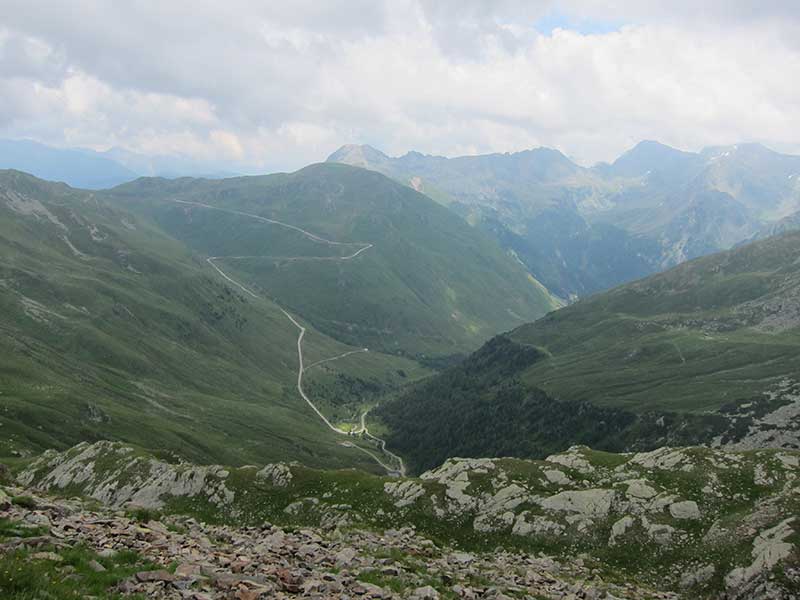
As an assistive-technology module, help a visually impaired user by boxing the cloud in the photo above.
[569,0,800,26]
[0,1,799,171]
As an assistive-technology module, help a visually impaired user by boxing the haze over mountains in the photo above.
[0,139,238,189]
[329,141,800,300]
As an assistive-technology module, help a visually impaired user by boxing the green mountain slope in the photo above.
[376,232,800,471]
[0,169,426,470]
[106,163,559,359]
[511,230,800,412]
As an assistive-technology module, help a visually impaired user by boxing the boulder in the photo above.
[256,463,293,487]
[512,512,565,536]
[384,480,425,508]
[545,447,596,474]
[725,517,796,590]
[669,500,701,520]
[538,489,615,518]
[410,585,440,599]
[334,547,358,568]
[680,564,715,588]
[624,479,658,500]
[608,516,635,546]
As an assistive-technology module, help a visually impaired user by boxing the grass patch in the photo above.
[10,496,37,510]
[0,543,159,599]
[0,517,48,541]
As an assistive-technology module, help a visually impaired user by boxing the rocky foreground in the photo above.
[0,483,674,600]
[5,441,800,598]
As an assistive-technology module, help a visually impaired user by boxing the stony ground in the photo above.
[0,483,678,600]
[8,441,800,598]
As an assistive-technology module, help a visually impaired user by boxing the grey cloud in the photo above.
[0,29,67,83]
[0,1,799,172]
[418,0,551,58]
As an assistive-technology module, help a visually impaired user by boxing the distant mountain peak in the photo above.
[609,140,701,178]
[516,146,574,162]
[617,140,694,161]
[326,144,389,166]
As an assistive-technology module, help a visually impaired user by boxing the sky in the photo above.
[1,0,799,172]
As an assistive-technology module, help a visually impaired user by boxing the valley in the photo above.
[0,163,561,475]
[4,155,800,480]
[173,198,404,475]
[4,5,800,598]
[3,159,800,598]
[0,169,430,471]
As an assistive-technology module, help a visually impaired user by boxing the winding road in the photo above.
[175,200,406,477]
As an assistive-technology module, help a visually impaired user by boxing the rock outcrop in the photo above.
[18,441,235,510]
[15,441,800,598]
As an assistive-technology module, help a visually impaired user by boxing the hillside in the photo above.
[511,230,800,412]
[376,233,800,471]
[105,163,559,359]
[328,142,800,300]
[8,440,800,598]
[0,169,426,470]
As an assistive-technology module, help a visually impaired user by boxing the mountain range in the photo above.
[6,136,800,305]
[329,141,800,300]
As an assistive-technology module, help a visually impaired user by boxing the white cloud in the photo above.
[0,1,799,171]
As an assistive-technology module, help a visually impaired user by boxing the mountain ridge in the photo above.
[327,141,800,300]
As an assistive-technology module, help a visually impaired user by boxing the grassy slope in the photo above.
[512,230,800,413]
[106,163,559,358]
[0,170,426,469]
[376,233,800,471]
